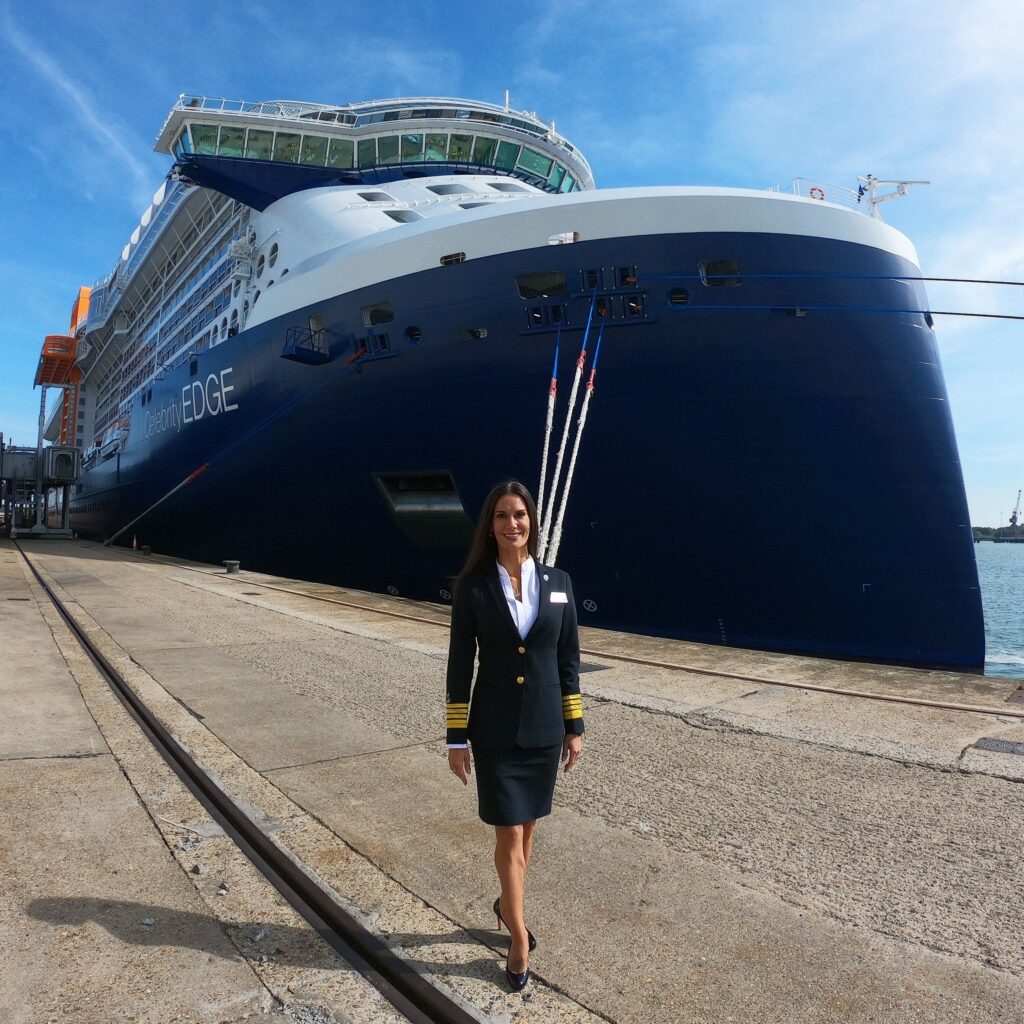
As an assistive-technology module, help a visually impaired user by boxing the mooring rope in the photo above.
[535,322,561,528]
[104,344,367,546]
[538,291,598,561]
[547,318,606,566]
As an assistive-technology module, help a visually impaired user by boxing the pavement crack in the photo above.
[0,751,109,762]
[263,737,443,773]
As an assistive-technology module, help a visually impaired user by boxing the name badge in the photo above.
[550,591,568,604]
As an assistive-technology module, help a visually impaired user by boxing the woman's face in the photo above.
[492,494,530,556]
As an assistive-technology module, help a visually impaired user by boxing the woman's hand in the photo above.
[562,733,583,773]
[448,747,472,785]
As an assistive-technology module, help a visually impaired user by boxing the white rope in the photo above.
[535,327,561,528]
[539,298,597,560]
[547,321,605,565]
[536,385,557,526]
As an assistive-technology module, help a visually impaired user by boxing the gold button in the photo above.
[518,646,526,654]
[516,675,525,685]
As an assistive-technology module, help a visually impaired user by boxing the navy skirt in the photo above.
[473,742,562,826]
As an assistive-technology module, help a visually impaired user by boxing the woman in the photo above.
[446,480,584,992]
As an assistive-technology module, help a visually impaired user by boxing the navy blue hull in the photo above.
[72,228,985,670]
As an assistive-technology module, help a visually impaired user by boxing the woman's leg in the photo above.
[522,819,537,876]
[494,824,530,971]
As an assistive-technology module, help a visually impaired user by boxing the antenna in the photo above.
[504,89,510,112]
[858,175,930,221]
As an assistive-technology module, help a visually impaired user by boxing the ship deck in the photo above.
[4,537,1024,1024]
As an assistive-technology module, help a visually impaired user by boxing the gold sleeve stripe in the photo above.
[562,695,583,707]
[563,706,584,720]
[446,703,469,710]
[446,715,469,724]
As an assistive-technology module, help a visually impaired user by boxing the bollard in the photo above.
[223,560,240,574]
[140,545,151,555]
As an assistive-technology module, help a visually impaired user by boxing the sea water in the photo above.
[975,541,1024,678]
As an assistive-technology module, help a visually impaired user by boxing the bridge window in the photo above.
[378,135,401,164]
[301,135,328,166]
[191,124,219,155]
[518,148,553,178]
[246,130,273,160]
[472,136,497,165]
[274,132,301,162]
[358,138,377,168]
[559,173,576,193]
[495,141,520,170]
[425,134,448,160]
[449,134,473,161]
[327,138,354,169]
[402,133,424,161]
[175,129,192,157]
[549,164,566,189]
[218,126,245,158]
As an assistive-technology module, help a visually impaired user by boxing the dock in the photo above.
[3,537,1024,1024]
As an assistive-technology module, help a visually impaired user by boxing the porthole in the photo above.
[405,325,423,344]
[268,242,279,268]
[256,254,266,278]
[668,288,690,306]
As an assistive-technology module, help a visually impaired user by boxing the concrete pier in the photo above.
[3,537,1024,1024]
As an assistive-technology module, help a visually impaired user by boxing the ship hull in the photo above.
[71,226,985,670]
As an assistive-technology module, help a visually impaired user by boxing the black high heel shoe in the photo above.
[493,897,537,952]
[505,962,530,993]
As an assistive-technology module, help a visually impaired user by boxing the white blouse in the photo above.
[497,556,540,638]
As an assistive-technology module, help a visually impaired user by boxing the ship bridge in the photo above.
[155,95,595,211]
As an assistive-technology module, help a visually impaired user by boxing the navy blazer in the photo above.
[446,562,584,749]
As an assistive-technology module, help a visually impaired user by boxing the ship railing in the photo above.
[84,184,189,334]
[161,93,589,172]
[771,178,867,213]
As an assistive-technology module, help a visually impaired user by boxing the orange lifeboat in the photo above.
[35,286,91,446]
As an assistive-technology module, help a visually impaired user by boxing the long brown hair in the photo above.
[454,480,539,593]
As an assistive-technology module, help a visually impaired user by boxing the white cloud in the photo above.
[2,15,155,207]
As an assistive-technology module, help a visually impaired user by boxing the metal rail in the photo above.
[16,543,481,1024]
[116,545,1024,722]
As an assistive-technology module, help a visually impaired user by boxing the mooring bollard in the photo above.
[223,560,240,574]
[140,545,151,555]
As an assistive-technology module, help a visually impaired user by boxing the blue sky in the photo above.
[1,0,1020,525]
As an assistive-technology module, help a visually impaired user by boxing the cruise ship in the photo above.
[44,94,985,670]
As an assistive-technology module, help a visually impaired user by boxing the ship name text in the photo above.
[182,368,240,424]
[144,368,240,437]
